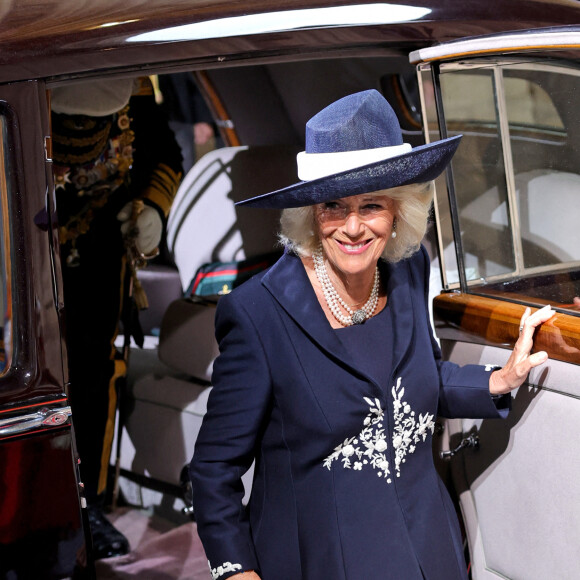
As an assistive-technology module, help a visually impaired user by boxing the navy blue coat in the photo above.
[190,247,509,580]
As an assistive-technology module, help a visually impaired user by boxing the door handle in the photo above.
[0,406,71,438]
[440,433,479,459]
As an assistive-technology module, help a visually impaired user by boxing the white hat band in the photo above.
[297,143,412,181]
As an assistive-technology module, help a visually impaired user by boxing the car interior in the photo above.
[67,52,579,520]
[38,43,580,580]
[90,55,431,517]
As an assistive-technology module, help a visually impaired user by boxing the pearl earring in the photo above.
[391,217,397,239]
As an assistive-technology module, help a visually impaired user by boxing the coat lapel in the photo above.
[262,252,417,389]
[262,252,354,372]
[383,257,416,378]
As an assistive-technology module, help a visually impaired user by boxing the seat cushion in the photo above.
[136,264,183,335]
[158,298,219,382]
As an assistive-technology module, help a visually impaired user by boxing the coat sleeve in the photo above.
[417,246,511,419]
[190,291,272,579]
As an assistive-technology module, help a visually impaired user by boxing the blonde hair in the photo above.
[279,181,434,263]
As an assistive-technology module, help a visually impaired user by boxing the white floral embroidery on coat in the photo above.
[209,560,242,579]
[323,396,392,482]
[391,377,435,477]
[323,377,435,483]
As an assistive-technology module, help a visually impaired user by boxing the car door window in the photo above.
[503,68,580,269]
[425,60,580,313]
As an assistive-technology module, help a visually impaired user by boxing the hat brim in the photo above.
[236,135,462,209]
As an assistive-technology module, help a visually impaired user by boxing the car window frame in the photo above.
[420,57,580,314]
[0,108,13,375]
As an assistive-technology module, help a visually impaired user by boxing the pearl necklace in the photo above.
[313,247,380,326]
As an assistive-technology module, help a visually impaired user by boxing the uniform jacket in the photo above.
[190,246,510,580]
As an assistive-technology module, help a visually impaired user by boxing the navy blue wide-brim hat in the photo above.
[236,89,461,209]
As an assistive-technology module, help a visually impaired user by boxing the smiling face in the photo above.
[313,192,396,283]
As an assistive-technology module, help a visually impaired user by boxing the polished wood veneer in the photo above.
[434,292,580,366]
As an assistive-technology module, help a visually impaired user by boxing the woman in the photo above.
[190,90,554,580]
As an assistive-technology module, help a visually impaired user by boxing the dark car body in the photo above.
[0,1,579,578]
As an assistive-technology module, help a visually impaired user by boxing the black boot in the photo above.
[87,504,130,560]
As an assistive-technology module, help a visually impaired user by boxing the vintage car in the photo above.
[1,1,579,578]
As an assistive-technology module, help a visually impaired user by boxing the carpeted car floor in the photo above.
[95,508,209,579]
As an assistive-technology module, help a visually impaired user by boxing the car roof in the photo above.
[2,0,580,83]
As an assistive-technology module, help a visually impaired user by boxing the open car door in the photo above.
[0,80,92,579]
[412,31,580,579]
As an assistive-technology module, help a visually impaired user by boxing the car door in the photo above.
[0,80,92,579]
[412,32,580,580]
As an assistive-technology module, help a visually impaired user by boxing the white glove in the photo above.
[117,202,163,256]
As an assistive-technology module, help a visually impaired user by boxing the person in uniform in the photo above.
[51,76,183,559]
[158,72,216,174]
[190,90,554,580]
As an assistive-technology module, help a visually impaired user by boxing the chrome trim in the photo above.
[215,119,234,129]
[464,259,580,286]
[418,65,448,285]
[417,63,457,291]
[447,261,580,289]
[0,405,72,438]
[0,116,13,374]
[440,433,479,459]
[409,29,580,64]
[494,65,525,277]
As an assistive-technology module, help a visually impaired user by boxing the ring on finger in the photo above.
[519,325,524,334]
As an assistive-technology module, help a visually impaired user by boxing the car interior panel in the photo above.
[440,342,580,580]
